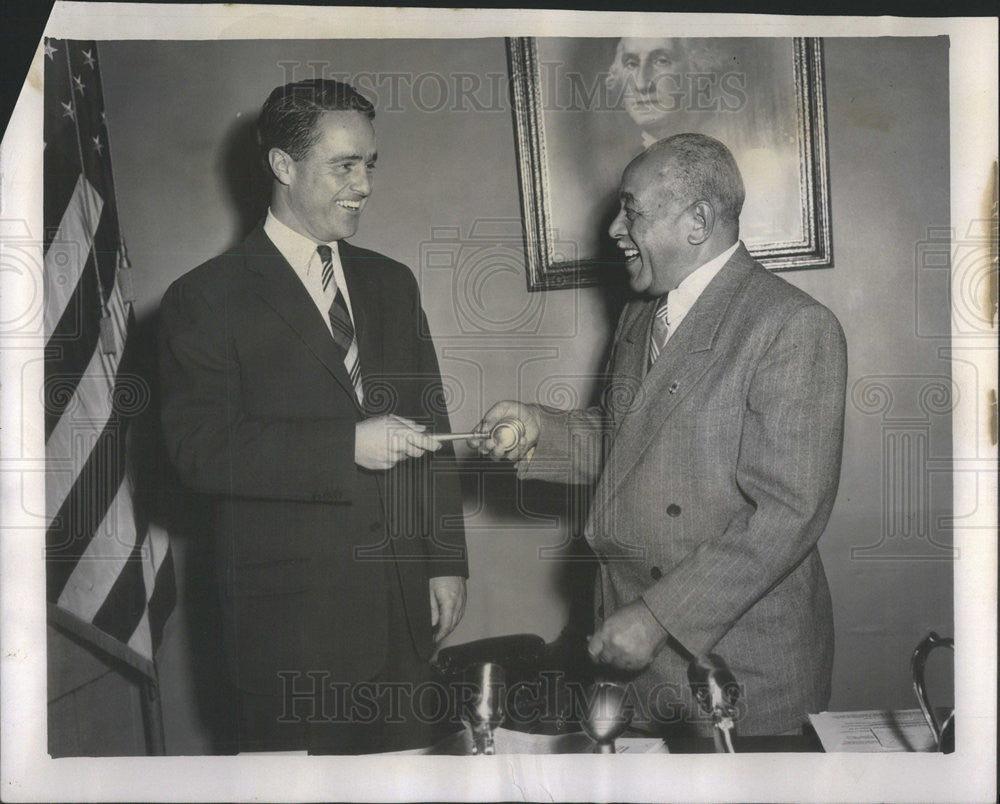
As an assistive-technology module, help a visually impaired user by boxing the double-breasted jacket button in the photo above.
[650,566,663,580]
[666,503,681,517]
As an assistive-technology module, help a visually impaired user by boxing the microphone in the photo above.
[687,653,740,752]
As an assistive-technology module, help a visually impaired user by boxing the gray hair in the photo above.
[606,38,727,92]
[647,133,745,224]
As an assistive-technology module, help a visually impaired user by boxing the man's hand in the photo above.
[588,598,669,672]
[469,400,541,462]
[429,576,467,642]
[354,415,441,470]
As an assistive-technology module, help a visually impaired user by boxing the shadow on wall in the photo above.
[130,311,238,753]
[130,115,268,751]
[522,478,601,656]
[216,114,271,247]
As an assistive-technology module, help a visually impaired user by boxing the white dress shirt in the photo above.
[263,209,356,337]
[661,241,740,346]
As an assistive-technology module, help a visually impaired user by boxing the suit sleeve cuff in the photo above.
[640,586,710,660]
[426,560,469,579]
[639,592,670,638]
[515,406,572,482]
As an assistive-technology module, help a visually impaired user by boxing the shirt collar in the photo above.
[665,241,740,327]
[672,241,740,303]
[263,209,338,276]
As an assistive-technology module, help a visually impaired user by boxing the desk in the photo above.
[415,725,824,755]
[422,727,667,755]
[667,733,823,753]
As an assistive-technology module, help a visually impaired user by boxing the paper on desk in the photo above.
[809,709,937,752]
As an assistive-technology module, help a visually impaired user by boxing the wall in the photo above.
[87,36,951,752]
[798,36,953,711]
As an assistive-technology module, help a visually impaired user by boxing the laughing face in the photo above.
[282,110,376,242]
[608,154,692,296]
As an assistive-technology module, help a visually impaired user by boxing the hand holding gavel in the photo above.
[457,401,542,462]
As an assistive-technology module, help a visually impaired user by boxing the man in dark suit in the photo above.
[475,134,846,737]
[159,80,468,754]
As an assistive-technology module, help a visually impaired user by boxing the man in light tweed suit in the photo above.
[474,133,847,737]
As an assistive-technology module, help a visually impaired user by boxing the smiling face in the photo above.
[608,153,693,296]
[276,110,377,242]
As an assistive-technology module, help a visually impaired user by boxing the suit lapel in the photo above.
[609,297,656,432]
[597,245,757,506]
[240,226,361,408]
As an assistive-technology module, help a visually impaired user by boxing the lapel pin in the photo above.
[668,382,679,394]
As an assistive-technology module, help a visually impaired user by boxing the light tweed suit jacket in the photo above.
[520,244,847,735]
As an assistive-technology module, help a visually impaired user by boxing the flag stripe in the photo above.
[55,479,138,621]
[127,610,153,664]
[43,219,130,441]
[45,324,114,507]
[44,175,104,339]
[129,502,176,655]
[42,158,84,256]
[45,280,131,519]
[46,410,129,602]
[45,258,103,440]
[147,550,176,652]
[46,282,136,599]
[92,538,147,643]
[142,525,169,584]
[45,37,175,672]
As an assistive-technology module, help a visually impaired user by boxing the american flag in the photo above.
[44,38,175,676]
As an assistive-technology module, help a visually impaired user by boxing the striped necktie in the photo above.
[647,294,671,369]
[317,245,364,404]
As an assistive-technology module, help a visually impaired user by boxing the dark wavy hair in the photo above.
[256,79,375,165]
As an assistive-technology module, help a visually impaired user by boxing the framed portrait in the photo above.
[508,37,832,290]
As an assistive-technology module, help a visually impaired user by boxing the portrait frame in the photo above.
[507,37,833,291]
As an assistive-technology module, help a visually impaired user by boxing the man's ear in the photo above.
[267,148,295,187]
[687,200,715,246]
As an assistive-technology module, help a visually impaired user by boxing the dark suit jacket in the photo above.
[522,245,847,735]
[159,225,467,695]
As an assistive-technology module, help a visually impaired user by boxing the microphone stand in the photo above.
[688,654,740,753]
